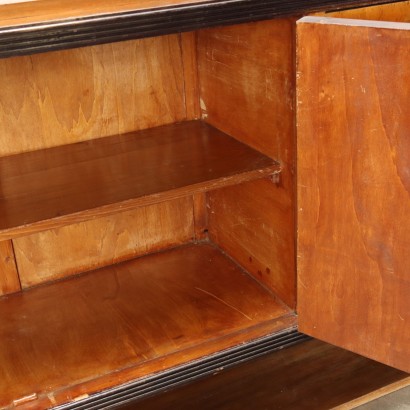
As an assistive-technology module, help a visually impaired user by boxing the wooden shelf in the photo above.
[0,0,393,58]
[0,243,295,409]
[0,120,279,240]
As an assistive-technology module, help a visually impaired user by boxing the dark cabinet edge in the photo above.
[53,328,310,410]
[0,0,399,58]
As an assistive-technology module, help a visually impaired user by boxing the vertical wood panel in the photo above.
[0,35,186,156]
[209,180,295,308]
[181,32,200,120]
[14,197,194,288]
[193,192,208,241]
[197,19,296,308]
[297,18,410,372]
[197,18,294,160]
[0,240,21,295]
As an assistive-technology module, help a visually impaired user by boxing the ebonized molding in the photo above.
[0,0,399,58]
[54,329,310,410]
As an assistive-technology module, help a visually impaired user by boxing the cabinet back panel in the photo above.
[13,197,194,288]
[297,19,410,372]
[0,34,187,156]
[198,19,296,308]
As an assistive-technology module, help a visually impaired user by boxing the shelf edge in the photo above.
[0,165,280,241]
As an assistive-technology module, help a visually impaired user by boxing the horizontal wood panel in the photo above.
[0,120,280,240]
[0,243,293,409]
[297,18,410,372]
[135,339,410,410]
[0,240,20,295]
[14,198,194,288]
[0,0,212,27]
[0,0,392,28]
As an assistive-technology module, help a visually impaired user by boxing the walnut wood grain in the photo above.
[0,243,293,409]
[198,19,296,308]
[0,240,20,295]
[316,0,410,21]
[209,180,295,309]
[181,32,201,120]
[0,35,187,156]
[0,120,280,240]
[13,198,194,288]
[193,192,208,241]
[297,16,410,372]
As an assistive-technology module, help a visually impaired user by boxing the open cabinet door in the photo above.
[297,15,410,373]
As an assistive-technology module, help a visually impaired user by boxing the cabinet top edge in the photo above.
[0,0,401,58]
[298,14,410,29]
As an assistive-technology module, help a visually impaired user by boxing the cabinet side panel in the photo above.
[209,180,295,308]
[297,21,410,372]
[0,35,186,156]
[198,19,296,308]
[0,240,21,295]
[14,197,194,288]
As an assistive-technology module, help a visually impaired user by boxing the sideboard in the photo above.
[0,0,408,408]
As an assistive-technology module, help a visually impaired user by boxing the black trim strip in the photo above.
[53,329,310,410]
[0,0,400,58]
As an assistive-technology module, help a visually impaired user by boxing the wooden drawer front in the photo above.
[297,15,410,372]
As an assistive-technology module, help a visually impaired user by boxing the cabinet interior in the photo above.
[2,0,408,405]
[0,18,296,408]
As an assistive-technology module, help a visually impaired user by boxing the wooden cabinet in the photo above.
[0,0,408,408]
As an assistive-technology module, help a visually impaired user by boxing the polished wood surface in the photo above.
[0,0,211,28]
[0,35,187,156]
[0,0,395,29]
[126,339,410,410]
[317,0,410,21]
[181,32,201,120]
[13,198,194,288]
[198,19,294,160]
[0,121,279,240]
[198,19,296,308]
[0,243,294,409]
[209,180,295,308]
[0,240,20,295]
[193,192,208,241]
[297,16,410,372]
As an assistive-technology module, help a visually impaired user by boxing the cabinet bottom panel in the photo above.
[0,243,295,409]
[55,329,308,410]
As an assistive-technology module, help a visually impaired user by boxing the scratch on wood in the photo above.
[195,287,252,320]
[13,393,37,406]
[47,393,57,405]
[73,394,89,402]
